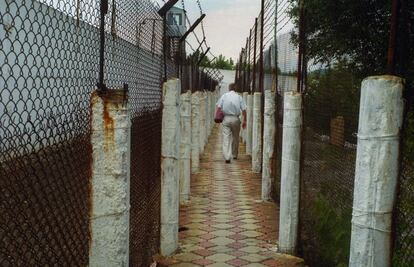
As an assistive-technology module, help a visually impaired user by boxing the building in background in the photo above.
[166,6,187,37]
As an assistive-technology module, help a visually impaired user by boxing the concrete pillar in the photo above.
[246,94,253,155]
[262,90,276,201]
[199,93,206,154]
[252,92,262,173]
[278,91,302,255]
[206,92,211,137]
[205,92,210,144]
[90,90,131,267]
[208,92,212,135]
[211,92,215,132]
[180,91,192,204]
[349,76,404,267]
[161,79,181,256]
[191,92,200,173]
[242,92,249,143]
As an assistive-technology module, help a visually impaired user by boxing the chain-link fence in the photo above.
[392,1,414,266]
[1,0,97,265]
[126,1,164,266]
[1,0,220,266]
[234,0,413,266]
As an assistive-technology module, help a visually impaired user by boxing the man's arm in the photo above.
[240,95,247,129]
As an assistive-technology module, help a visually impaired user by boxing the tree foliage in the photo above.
[189,52,235,70]
[289,0,392,77]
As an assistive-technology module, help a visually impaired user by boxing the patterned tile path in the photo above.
[155,126,304,267]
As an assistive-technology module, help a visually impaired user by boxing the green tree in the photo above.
[213,54,235,70]
[189,50,211,68]
[289,0,392,77]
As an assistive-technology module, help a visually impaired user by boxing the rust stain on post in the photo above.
[102,99,115,152]
[89,89,128,258]
[92,90,127,152]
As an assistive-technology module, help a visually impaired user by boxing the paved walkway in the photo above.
[157,126,303,267]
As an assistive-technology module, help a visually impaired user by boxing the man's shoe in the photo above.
[225,160,231,164]
[233,157,237,160]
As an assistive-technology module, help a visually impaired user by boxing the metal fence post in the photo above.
[160,79,181,256]
[279,91,303,254]
[90,89,131,267]
[349,76,404,267]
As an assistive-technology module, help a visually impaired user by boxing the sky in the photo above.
[160,0,263,61]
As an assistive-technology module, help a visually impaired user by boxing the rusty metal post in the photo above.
[273,0,278,92]
[247,31,252,93]
[296,0,305,93]
[252,18,259,93]
[387,0,400,75]
[259,0,265,94]
[259,0,265,174]
[244,39,249,92]
[98,0,108,91]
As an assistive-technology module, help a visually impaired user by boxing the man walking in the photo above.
[215,84,247,163]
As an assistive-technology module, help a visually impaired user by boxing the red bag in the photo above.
[214,110,224,123]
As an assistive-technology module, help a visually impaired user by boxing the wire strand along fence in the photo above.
[234,0,413,266]
[0,0,221,266]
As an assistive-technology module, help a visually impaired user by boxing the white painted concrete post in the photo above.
[199,93,206,154]
[211,92,215,132]
[180,91,192,204]
[349,76,404,267]
[278,91,302,255]
[242,92,249,143]
[205,92,210,137]
[262,90,276,200]
[90,90,131,267]
[252,92,263,173]
[246,94,253,155]
[206,91,212,136]
[161,79,181,256]
[191,92,200,173]
[205,92,210,144]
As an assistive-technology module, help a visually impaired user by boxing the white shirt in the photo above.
[216,91,247,116]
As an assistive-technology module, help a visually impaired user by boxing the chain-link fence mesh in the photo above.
[0,0,97,265]
[1,0,221,265]
[272,0,298,204]
[392,1,414,266]
[124,1,164,266]
[235,0,413,266]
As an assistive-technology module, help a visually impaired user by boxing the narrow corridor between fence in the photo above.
[156,126,304,267]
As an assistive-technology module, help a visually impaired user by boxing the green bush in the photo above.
[308,195,352,267]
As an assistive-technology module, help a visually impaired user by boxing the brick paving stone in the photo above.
[227,233,248,241]
[226,258,250,266]
[206,253,235,262]
[192,259,216,266]
[262,259,282,267]
[226,242,248,249]
[162,126,301,267]
[193,249,216,257]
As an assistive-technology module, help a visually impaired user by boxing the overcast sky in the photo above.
[160,0,262,61]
